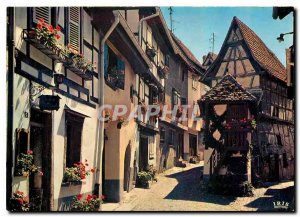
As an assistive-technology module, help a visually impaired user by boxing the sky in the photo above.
[160,7,293,65]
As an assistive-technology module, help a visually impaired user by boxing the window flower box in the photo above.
[70,194,104,211]
[63,45,95,80]
[146,46,156,60]
[63,160,96,184]
[22,29,67,63]
[157,65,170,79]
[22,18,66,63]
[176,105,183,118]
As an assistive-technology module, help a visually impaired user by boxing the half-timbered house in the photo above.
[7,7,104,211]
[199,16,294,193]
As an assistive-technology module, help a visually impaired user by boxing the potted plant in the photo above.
[146,165,158,182]
[63,160,96,184]
[136,171,152,189]
[117,117,125,129]
[15,150,43,177]
[70,194,105,211]
[10,190,30,211]
[146,44,156,60]
[157,64,170,79]
[104,109,112,123]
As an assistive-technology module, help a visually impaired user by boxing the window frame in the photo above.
[65,112,84,168]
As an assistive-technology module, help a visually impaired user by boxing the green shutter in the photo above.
[104,43,109,77]
[69,7,80,51]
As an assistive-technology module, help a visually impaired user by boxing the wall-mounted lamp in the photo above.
[54,72,65,87]
[277,32,293,43]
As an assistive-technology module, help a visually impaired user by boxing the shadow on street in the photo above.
[245,185,295,211]
[164,165,236,206]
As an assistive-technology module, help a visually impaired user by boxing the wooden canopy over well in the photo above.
[200,74,257,103]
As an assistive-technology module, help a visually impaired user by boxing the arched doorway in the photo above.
[123,143,131,192]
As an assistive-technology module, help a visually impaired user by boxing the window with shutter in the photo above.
[65,112,84,168]
[105,45,126,90]
[33,7,51,24]
[69,7,80,51]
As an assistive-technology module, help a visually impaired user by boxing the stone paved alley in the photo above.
[102,162,294,211]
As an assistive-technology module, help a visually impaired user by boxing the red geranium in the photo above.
[56,25,61,32]
[39,18,45,23]
[18,198,24,205]
[56,34,60,39]
[76,194,83,200]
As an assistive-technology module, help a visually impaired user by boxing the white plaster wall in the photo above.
[12,7,102,210]
[11,73,31,196]
[203,148,214,179]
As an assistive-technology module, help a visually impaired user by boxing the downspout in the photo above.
[97,11,120,201]
[6,7,15,210]
[138,10,160,46]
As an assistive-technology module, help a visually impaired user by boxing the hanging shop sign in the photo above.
[39,95,61,111]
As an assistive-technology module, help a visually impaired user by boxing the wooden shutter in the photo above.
[33,7,51,24]
[69,7,80,51]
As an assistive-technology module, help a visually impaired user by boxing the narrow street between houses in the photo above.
[102,162,294,211]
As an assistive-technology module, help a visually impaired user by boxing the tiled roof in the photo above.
[170,31,205,72]
[203,52,218,67]
[200,74,256,102]
[234,17,287,82]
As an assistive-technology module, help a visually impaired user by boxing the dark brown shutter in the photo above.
[33,7,51,24]
[69,7,80,51]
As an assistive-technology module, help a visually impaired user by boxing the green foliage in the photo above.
[63,160,96,183]
[137,171,152,188]
[15,151,42,176]
[146,165,157,180]
[34,18,61,47]
[66,45,95,71]
[10,190,30,211]
[70,194,104,211]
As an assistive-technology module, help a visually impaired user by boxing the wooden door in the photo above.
[123,144,131,192]
[29,109,52,211]
[139,136,148,171]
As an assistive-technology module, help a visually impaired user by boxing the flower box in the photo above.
[63,160,96,184]
[146,46,156,60]
[22,29,67,63]
[157,65,170,79]
[64,60,93,80]
[176,106,183,118]
[61,180,85,187]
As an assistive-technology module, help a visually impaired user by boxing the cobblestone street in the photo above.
[102,163,294,211]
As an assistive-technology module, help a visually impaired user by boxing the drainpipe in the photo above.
[97,11,120,200]
[6,7,15,211]
[138,9,160,46]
